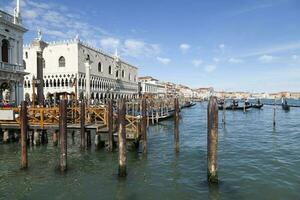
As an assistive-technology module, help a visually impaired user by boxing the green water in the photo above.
[0,102,300,199]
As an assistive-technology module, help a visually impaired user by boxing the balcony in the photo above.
[0,62,24,72]
[0,10,14,24]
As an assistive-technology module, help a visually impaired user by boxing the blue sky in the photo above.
[2,0,300,92]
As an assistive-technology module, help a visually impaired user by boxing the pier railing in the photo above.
[0,97,189,140]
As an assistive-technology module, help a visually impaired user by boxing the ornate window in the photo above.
[108,66,112,75]
[116,70,119,78]
[58,56,65,67]
[122,70,125,78]
[98,62,102,72]
[1,39,9,63]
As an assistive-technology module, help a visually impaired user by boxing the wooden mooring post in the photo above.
[59,99,67,172]
[174,98,180,152]
[20,101,28,169]
[222,100,226,125]
[80,101,86,149]
[141,98,147,154]
[273,99,276,127]
[107,99,113,151]
[207,96,218,183]
[118,99,127,177]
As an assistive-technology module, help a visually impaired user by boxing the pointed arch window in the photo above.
[98,62,102,72]
[59,56,65,67]
[108,65,112,75]
[23,60,26,69]
[122,70,125,78]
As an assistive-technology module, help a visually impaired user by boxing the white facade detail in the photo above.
[23,38,139,100]
[138,76,166,98]
[0,1,27,105]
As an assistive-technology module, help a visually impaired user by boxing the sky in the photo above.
[1,0,300,92]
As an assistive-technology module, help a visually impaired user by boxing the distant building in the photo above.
[176,84,193,98]
[0,0,27,105]
[195,87,213,99]
[164,82,177,97]
[23,37,139,100]
[138,76,166,98]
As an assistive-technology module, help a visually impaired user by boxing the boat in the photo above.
[181,101,196,108]
[282,103,290,111]
[185,102,196,108]
[252,99,263,109]
[224,104,252,110]
[281,98,290,111]
[252,104,264,109]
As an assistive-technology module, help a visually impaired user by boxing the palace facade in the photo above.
[0,0,27,105]
[23,37,139,101]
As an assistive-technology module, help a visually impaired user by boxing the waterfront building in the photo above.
[195,87,214,99]
[164,82,177,98]
[176,84,194,98]
[0,0,27,105]
[23,37,139,101]
[138,76,166,98]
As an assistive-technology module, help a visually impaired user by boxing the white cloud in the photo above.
[23,9,39,19]
[192,59,203,67]
[219,44,225,49]
[228,58,244,64]
[157,57,171,65]
[292,55,299,60]
[213,57,220,63]
[122,39,161,58]
[240,42,300,58]
[204,65,216,72]
[258,55,274,63]
[100,37,120,51]
[179,43,190,53]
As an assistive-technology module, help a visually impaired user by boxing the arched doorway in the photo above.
[1,39,9,63]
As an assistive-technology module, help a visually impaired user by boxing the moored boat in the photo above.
[281,98,290,111]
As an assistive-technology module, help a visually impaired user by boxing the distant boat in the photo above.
[218,101,251,111]
[281,98,290,111]
[252,99,263,109]
[252,104,264,109]
[182,101,196,108]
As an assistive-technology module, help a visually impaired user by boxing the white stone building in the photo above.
[138,76,166,98]
[176,84,194,98]
[23,37,139,101]
[0,0,27,105]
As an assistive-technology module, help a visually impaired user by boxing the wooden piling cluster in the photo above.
[1,97,186,178]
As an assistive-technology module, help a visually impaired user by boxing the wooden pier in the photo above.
[0,97,189,144]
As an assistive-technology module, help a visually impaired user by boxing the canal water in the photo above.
[0,101,300,199]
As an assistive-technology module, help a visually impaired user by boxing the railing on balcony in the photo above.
[0,10,14,24]
[0,62,24,72]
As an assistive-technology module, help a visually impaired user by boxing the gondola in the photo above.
[282,103,290,111]
[218,104,252,110]
[185,102,196,108]
[182,101,196,108]
[252,104,264,109]
[226,105,252,110]
[281,98,290,111]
